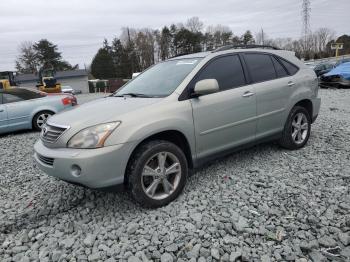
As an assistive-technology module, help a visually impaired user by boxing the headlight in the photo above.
[67,122,121,149]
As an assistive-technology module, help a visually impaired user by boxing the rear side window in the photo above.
[244,53,277,83]
[271,56,289,77]
[194,55,246,91]
[278,58,299,75]
[11,89,43,100]
[3,94,23,104]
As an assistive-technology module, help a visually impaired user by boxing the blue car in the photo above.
[0,88,77,134]
[320,62,350,88]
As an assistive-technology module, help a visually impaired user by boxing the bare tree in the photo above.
[255,28,268,45]
[186,17,204,33]
[15,41,39,73]
[314,27,335,53]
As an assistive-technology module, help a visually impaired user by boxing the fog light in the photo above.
[71,164,81,177]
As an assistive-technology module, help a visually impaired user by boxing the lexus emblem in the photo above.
[42,126,48,136]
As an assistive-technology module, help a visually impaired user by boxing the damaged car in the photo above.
[320,62,350,88]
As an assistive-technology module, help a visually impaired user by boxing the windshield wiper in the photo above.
[112,93,151,98]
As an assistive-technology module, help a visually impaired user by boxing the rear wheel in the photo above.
[279,106,311,150]
[127,140,188,208]
[32,111,54,131]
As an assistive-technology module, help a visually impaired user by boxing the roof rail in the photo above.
[213,45,281,52]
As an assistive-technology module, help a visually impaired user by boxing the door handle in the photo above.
[0,109,4,112]
[242,91,255,98]
[287,81,295,87]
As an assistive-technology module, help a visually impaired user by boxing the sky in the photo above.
[0,0,349,71]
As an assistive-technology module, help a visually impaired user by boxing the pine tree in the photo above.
[91,48,116,79]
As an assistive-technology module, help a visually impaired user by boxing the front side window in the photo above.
[3,94,23,104]
[193,55,246,91]
[244,53,277,83]
[115,58,201,97]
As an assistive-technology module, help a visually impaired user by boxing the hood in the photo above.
[323,62,350,80]
[47,96,162,128]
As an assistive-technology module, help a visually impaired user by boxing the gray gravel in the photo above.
[1,89,350,261]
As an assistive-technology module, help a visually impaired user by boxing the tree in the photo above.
[186,17,204,33]
[174,28,202,55]
[159,26,172,60]
[91,48,116,79]
[15,41,39,73]
[255,29,268,45]
[204,25,234,50]
[33,39,63,69]
[241,30,255,45]
[134,29,156,70]
[111,38,127,77]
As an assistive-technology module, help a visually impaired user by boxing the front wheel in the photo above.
[127,140,188,208]
[279,106,311,150]
[32,111,54,131]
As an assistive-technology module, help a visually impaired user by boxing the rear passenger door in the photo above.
[190,55,257,160]
[242,53,297,139]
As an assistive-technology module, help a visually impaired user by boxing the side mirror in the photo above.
[193,79,219,97]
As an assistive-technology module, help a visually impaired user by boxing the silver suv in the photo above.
[34,46,321,207]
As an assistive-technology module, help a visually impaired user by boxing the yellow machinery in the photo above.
[0,71,16,90]
[37,68,61,93]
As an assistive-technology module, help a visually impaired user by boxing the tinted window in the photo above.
[245,53,277,83]
[3,94,23,104]
[271,56,289,77]
[8,89,43,100]
[278,58,299,75]
[194,55,246,91]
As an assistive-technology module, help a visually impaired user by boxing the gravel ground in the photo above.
[0,89,350,262]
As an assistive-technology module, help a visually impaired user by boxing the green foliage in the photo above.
[174,28,202,55]
[16,39,76,73]
[241,30,255,45]
[91,48,116,79]
[33,39,62,69]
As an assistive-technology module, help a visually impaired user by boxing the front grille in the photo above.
[37,153,54,166]
[41,123,68,143]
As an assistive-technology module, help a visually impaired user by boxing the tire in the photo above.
[32,111,54,131]
[279,106,311,150]
[127,140,188,208]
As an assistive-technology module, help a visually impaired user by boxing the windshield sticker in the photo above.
[176,60,198,65]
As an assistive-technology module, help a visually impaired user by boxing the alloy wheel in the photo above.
[36,113,51,129]
[291,112,309,144]
[141,151,182,200]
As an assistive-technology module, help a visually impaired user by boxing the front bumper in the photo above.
[34,140,135,188]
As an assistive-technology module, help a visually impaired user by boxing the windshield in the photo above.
[115,58,201,97]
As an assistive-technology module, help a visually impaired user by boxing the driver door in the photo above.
[190,55,257,160]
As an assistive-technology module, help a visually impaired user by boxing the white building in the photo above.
[16,69,89,93]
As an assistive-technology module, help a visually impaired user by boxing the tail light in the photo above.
[61,96,77,106]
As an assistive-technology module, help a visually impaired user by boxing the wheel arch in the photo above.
[293,99,313,119]
[124,129,194,185]
[31,109,56,129]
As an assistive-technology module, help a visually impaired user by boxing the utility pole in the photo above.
[301,0,311,53]
[261,28,264,45]
[127,27,134,75]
